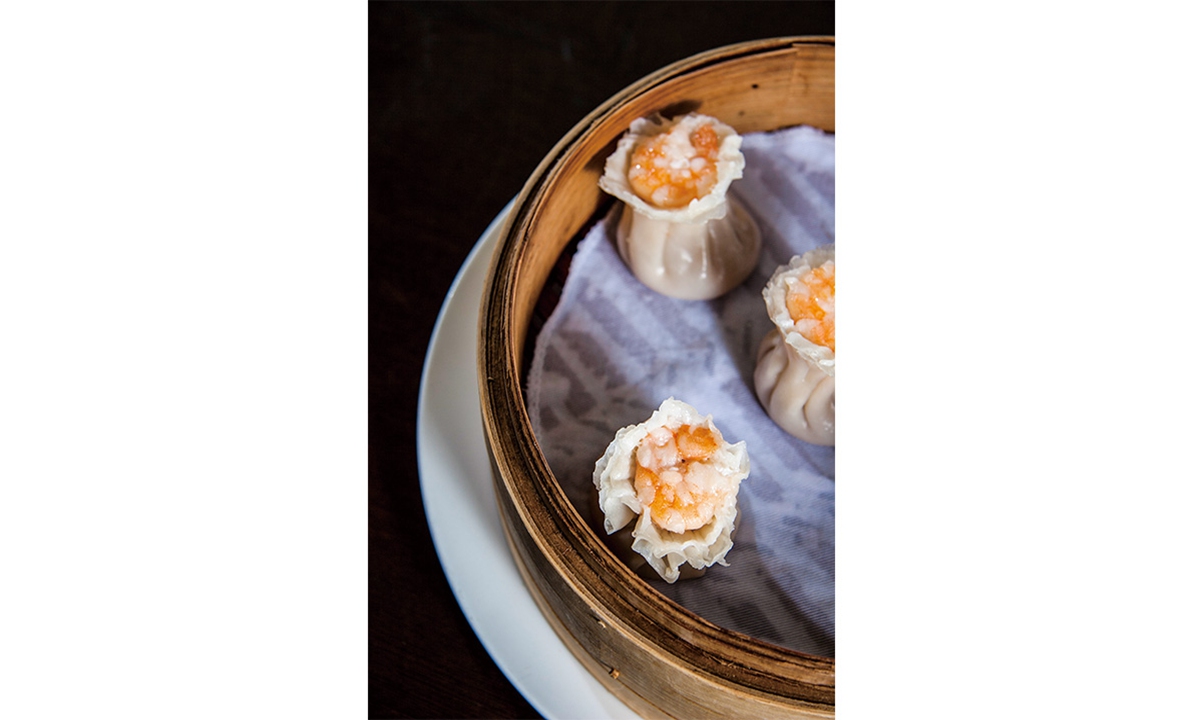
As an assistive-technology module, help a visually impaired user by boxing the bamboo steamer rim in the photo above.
[479,37,834,718]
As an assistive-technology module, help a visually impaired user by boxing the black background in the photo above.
[369,3,835,717]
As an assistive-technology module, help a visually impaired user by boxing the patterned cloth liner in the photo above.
[526,125,835,657]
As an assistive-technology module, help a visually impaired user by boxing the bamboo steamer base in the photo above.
[480,38,835,719]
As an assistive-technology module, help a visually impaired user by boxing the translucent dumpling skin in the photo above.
[592,398,749,583]
[614,197,761,300]
[754,331,836,445]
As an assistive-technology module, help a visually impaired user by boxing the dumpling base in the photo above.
[615,195,761,301]
[754,330,835,446]
[588,484,709,582]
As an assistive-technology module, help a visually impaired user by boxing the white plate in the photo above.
[416,201,638,720]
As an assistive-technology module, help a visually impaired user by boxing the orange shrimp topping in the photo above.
[785,262,836,353]
[633,424,727,533]
[627,123,720,209]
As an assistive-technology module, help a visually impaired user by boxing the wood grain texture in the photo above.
[479,38,835,719]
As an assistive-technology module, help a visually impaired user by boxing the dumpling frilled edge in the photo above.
[598,113,745,224]
[763,245,836,378]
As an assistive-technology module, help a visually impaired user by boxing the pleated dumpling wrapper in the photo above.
[592,398,749,583]
[755,245,836,446]
[598,113,761,300]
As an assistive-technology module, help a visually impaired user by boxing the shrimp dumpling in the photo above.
[754,246,836,446]
[599,113,761,300]
[592,398,749,583]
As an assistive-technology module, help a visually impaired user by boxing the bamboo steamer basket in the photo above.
[479,37,835,719]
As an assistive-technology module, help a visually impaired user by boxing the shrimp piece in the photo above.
[785,261,835,353]
[627,122,721,209]
[633,424,728,533]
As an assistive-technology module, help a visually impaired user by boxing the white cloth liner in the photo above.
[526,125,835,657]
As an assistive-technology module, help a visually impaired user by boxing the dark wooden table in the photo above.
[369,3,834,717]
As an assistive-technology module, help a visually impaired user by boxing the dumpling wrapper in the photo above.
[592,398,749,583]
[599,113,761,300]
[755,246,836,445]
